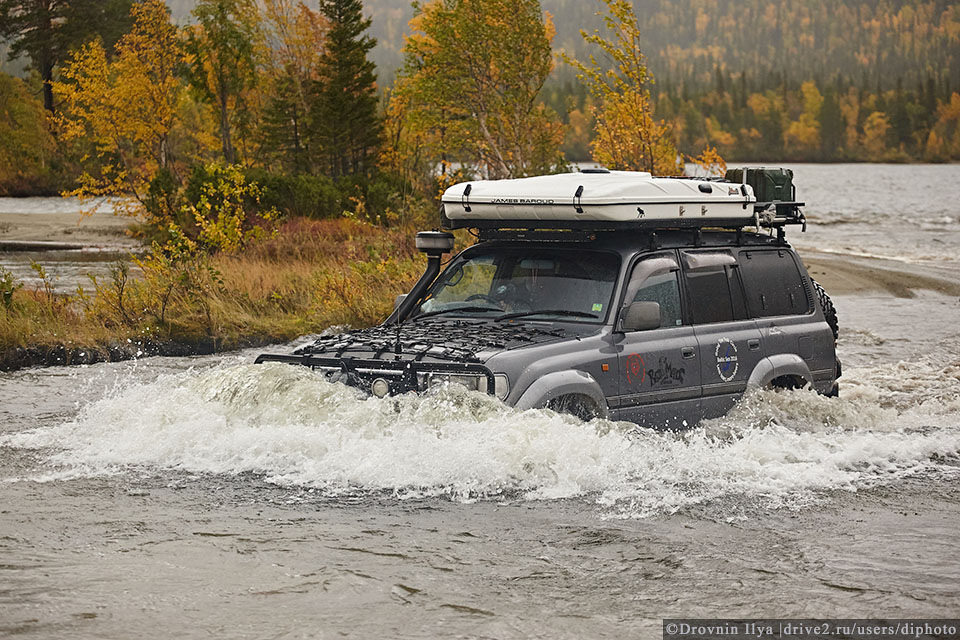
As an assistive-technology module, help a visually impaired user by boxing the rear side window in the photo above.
[681,250,747,325]
[685,269,734,324]
[738,249,811,317]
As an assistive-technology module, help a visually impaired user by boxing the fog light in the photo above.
[371,378,390,398]
[494,374,509,400]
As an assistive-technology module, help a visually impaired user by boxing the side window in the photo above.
[680,250,744,325]
[727,265,748,319]
[623,254,683,328]
[685,269,734,324]
[633,271,683,327]
[738,250,811,317]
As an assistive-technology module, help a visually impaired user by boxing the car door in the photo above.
[680,250,764,419]
[615,252,701,429]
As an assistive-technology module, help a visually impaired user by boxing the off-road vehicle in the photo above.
[257,167,840,429]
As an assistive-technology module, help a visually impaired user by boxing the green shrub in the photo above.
[247,170,345,219]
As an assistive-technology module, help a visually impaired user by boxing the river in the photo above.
[1,165,959,638]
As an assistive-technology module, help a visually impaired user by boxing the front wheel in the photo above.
[545,395,601,421]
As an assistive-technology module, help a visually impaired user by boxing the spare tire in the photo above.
[811,279,839,341]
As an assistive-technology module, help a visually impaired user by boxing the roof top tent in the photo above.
[440,167,805,239]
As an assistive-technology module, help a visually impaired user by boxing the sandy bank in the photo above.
[802,251,960,298]
[0,209,139,250]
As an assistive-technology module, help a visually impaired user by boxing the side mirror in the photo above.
[621,301,661,332]
[394,294,407,310]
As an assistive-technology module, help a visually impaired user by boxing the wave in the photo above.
[3,359,958,518]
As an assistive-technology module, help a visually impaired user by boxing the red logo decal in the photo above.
[626,353,645,385]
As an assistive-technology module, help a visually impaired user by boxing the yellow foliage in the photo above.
[800,81,823,119]
[263,0,329,78]
[939,92,960,121]
[588,92,679,175]
[686,145,727,177]
[784,115,820,152]
[705,116,736,148]
[862,111,890,158]
[394,0,566,180]
[924,130,946,161]
[54,0,186,219]
[565,0,682,175]
[747,93,771,116]
[185,164,279,253]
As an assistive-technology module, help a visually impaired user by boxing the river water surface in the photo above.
[1,165,959,638]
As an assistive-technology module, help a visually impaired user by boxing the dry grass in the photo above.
[1,218,429,360]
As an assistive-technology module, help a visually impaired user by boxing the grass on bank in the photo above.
[0,218,430,360]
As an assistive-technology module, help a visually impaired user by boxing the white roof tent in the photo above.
[441,168,805,234]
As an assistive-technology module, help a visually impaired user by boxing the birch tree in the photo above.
[54,0,185,218]
[184,0,266,165]
[390,0,565,181]
[563,0,680,175]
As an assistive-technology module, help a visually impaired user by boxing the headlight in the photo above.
[419,372,509,399]
[422,372,487,392]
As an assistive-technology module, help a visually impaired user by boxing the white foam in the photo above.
[3,361,958,518]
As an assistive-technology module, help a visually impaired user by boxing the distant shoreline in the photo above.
[3,161,959,200]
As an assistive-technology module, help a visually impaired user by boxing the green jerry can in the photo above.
[725,167,795,203]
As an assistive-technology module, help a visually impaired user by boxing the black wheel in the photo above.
[811,279,839,341]
[546,395,600,420]
[812,279,842,394]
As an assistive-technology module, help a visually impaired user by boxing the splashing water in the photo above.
[4,356,958,518]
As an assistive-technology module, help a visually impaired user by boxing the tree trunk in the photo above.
[42,60,54,112]
[219,82,235,164]
[40,3,54,113]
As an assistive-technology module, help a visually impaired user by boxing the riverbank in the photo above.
[0,206,138,249]
[802,252,960,298]
[1,217,426,372]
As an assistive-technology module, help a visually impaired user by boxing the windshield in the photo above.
[414,248,621,323]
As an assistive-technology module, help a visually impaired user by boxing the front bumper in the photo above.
[254,353,497,397]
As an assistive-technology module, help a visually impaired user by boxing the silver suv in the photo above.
[257,225,840,430]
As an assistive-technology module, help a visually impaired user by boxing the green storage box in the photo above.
[725,167,795,202]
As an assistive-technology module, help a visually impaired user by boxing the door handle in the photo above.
[748,339,761,351]
[681,347,696,359]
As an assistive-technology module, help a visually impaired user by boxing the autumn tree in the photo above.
[564,0,680,175]
[862,111,891,159]
[310,0,381,178]
[184,0,266,165]
[391,0,565,181]
[0,0,133,112]
[54,0,186,218]
[260,0,328,173]
[0,73,58,194]
[783,81,821,155]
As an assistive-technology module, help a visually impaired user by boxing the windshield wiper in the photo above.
[413,305,501,320]
[495,309,599,322]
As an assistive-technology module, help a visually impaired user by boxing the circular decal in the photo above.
[715,338,739,382]
[625,353,645,385]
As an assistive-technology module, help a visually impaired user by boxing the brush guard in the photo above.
[254,353,496,396]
